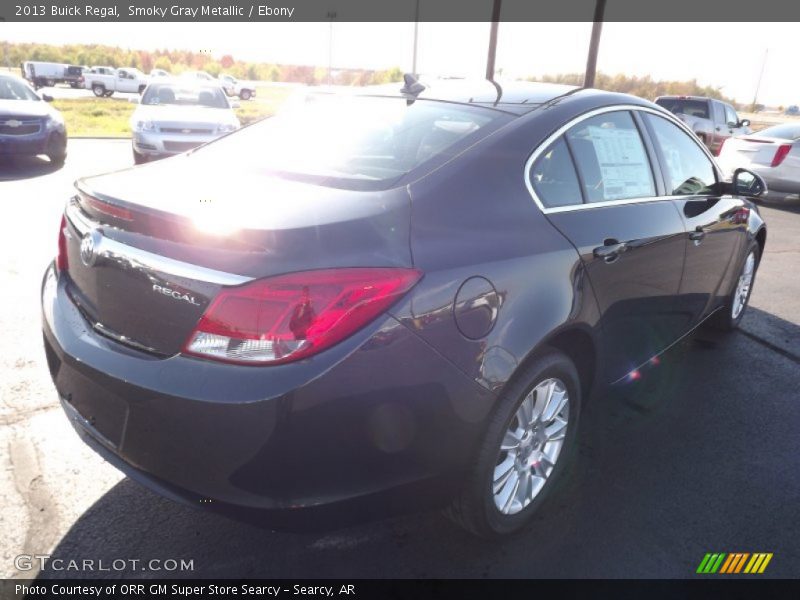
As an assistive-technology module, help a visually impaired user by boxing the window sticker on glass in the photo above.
[584,126,653,201]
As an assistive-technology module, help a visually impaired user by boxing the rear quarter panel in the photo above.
[389,93,630,397]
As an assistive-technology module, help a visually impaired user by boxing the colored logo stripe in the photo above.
[697,553,726,573]
[698,552,773,574]
[744,553,773,574]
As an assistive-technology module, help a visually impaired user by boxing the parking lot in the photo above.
[1,139,799,579]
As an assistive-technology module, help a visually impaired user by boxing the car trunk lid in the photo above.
[62,157,413,357]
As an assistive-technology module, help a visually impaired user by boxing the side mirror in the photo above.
[739,119,750,128]
[733,168,767,198]
[727,121,738,128]
[42,94,53,102]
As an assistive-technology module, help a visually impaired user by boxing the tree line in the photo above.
[0,41,404,86]
[533,72,739,107]
[2,41,741,106]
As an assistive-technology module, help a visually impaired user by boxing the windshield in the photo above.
[655,98,709,120]
[756,124,800,140]
[0,77,40,101]
[141,83,229,108]
[191,94,506,188]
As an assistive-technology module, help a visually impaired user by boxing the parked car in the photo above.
[42,80,767,537]
[20,61,82,89]
[717,123,800,201]
[0,74,67,165]
[218,74,256,101]
[129,81,240,163]
[180,70,218,83]
[149,68,171,79]
[785,105,799,116]
[655,95,751,155]
[83,67,149,97]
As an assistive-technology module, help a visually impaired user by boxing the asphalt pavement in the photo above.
[1,140,798,579]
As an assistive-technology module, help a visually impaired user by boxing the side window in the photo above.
[645,114,717,196]
[712,101,726,124]
[724,105,738,126]
[564,111,655,203]
[529,137,582,208]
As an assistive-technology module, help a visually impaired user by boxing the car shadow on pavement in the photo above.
[35,318,800,579]
[0,155,63,181]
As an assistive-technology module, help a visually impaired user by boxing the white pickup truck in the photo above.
[83,67,149,97]
[218,74,256,101]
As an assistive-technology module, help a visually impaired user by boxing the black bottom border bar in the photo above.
[3,579,800,600]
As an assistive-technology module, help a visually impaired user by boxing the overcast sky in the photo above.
[2,22,797,106]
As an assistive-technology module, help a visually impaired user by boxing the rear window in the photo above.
[655,98,710,120]
[191,94,509,189]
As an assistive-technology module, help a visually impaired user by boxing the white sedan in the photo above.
[130,81,240,164]
[717,123,800,201]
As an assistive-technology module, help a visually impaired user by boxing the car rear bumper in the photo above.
[41,265,494,513]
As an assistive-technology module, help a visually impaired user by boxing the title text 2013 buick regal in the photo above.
[41,80,767,536]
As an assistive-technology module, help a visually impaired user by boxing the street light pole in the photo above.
[326,11,337,85]
[486,0,502,80]
[751,48,768,112]
[411,0,420,76]
[583,0,606,88]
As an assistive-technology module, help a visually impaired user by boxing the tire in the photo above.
[92,84,106,97]
[709,242,760,331]
[46,134,67,167]
[104,91,115,98]
[446,349,582,537]
[239,89,252,101]
[138,85,146,94]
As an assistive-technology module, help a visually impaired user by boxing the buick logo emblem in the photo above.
[6,120,21,128]
[80,231,101,267]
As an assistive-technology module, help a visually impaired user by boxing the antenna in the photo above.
[400,73,426,102]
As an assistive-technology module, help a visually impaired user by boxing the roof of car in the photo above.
[332,79,582,115]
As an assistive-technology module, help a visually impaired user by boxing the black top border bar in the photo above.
[2,0,800,22]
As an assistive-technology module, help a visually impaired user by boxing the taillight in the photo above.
[183,267,422,365]
[716,137,727,156]
[56,215,68,273]
[80,193,133,221]
[771,144,792,167]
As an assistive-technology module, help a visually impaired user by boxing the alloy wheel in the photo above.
[492,378,570,515]
[731,251,755,320]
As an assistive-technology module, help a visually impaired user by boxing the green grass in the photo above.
[50,84,292,137]
[52,97,135,137]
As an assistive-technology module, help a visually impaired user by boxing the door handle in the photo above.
[689,227,706,242]
[593,239,628,262]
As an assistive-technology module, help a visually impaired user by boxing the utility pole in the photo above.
[486,0,502,80]
[583,0,606,88]
[326,10,337,85]
[411,0,420,76]
[751,48,768,112]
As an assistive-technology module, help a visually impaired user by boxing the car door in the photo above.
[710,100,729,155]
[726,103,749,136]
[117,70,134,93]
[643,112,746,327]
[529,109,687,383]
